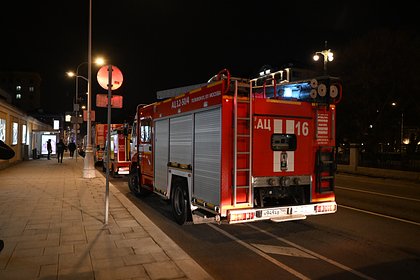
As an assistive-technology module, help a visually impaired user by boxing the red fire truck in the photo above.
[94,123,123,164]
[103,125,131,177]
[128,69,342,225]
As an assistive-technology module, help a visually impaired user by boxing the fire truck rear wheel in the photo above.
[171,177,191,225]
[128,166,144,197]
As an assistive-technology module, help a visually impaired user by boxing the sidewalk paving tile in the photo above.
[0,156,213,280]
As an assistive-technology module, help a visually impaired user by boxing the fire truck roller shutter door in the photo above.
[193,108,221,206]
[169,115,193,168]
[154,119,170,193]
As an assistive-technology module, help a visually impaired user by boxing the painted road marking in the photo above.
[336,186,420,202]
[251,243,317,259]
[246,224,375,280]
[339,204,420,226]
[208,223,310,280]
[209,223,375,280]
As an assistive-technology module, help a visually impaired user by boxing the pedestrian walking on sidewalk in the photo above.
[68,141,76,158]
[47,139,52,160]
[0,139,15,252]
[56,139,66,163]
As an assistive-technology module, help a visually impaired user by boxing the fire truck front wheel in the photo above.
[171,177,191,225]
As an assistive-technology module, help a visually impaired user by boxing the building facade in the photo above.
[0,99,52,169]
[0,71,42,113]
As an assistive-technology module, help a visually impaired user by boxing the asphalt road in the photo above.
[100,168,420,280]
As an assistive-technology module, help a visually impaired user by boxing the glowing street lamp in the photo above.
[313,41,334,74]
[66,57,104,164]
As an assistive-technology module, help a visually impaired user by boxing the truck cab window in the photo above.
[140,118,151,143]
[131,121,137,139]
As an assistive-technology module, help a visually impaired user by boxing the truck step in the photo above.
[270,214,307,222]
[191,211,220,224]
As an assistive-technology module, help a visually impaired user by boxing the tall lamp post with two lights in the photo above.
[313,41,334,74]
[66,67,87,162]
[67,58,104,163]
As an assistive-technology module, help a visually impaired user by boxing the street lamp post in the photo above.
[401,112,404,152]
[67,0,104,177]
[313,41,334,74]
[84,0,95,178]
[67,57,104,168]
[73,62,88,162]
[391,102,404,153]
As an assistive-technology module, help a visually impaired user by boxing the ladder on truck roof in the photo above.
[232,80,253,207]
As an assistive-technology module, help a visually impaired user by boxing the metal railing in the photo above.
[337,147,420,172]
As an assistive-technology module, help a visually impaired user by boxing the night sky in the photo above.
[1,1,418,124]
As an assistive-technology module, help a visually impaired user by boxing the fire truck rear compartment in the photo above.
[253,176,310,208]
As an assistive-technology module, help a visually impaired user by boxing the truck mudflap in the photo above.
[227,201,337,224]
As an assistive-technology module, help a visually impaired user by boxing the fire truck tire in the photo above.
[171,177,191,225]
[128,166,144,197]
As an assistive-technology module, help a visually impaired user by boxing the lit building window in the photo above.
[53,120,59,130]
[16,93,22,99]
[0,118,5,141]
[12,122,18,145]
[16,85,21,91]
[22,124,27,144]
[29,86,34,92]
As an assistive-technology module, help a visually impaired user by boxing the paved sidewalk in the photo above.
[0,155,213,280]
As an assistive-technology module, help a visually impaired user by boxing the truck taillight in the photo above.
[315,203,337,213]
[228,211,255,223]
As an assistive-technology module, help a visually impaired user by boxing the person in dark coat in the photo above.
[47,139,52,160]
[56,139,66,163]
[68,141,77,158]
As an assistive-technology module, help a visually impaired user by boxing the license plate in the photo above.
[262,209,285,217]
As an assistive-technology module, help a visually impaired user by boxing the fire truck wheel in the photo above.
[171,177,191,225]
[128,166,143,197]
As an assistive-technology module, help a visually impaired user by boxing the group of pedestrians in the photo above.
[46,138,77,163]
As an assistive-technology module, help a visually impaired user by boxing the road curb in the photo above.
[95,170,214,280]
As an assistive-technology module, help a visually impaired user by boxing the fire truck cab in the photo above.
[128,69,342,225]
